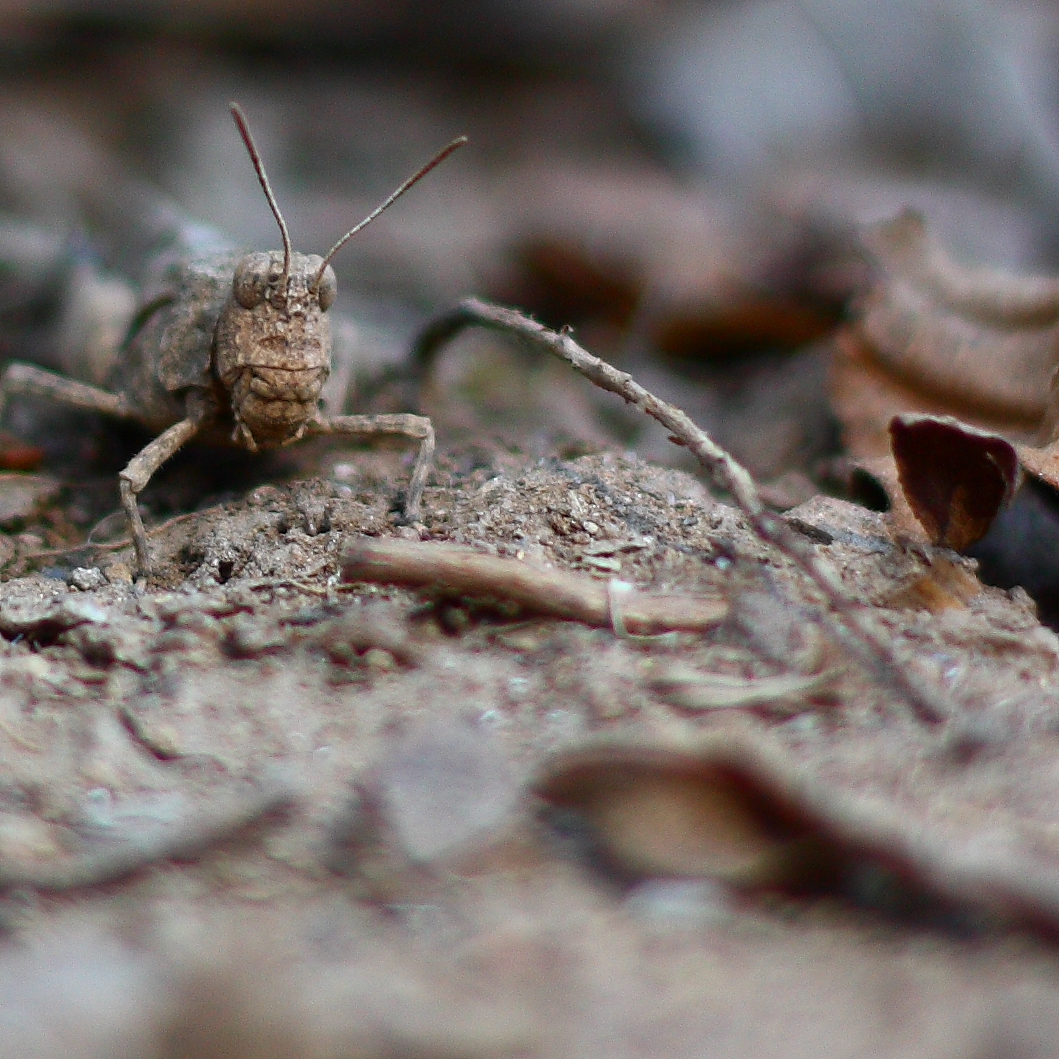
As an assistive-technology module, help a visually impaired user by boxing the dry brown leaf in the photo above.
[491,166,847,358]
[889,414,1021,550]
[879,554,985,612]
[857,209,1059,424]
[836,208,1059,547]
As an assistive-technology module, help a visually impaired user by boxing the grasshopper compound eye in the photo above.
[232,252,275,310]
[316,264,337,311]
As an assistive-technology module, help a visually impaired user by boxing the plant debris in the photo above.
[838,210,1059,555]
[342,536,728,635]
[417,297,955,725]
[889,414,1021,550]
[648,663,842,713]
[535,734,1059,939]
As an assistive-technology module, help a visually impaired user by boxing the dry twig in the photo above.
[343,537,728,634]
[649,663,844,712]
[415,298,954,725]
[0,782,295,893]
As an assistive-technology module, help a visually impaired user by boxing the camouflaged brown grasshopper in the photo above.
[0,103,465,576]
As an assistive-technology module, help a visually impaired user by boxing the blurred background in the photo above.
[0,0,1058,493]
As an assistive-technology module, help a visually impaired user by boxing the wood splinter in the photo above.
[342,537,728,634]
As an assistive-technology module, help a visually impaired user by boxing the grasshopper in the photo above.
[0,104,465,575]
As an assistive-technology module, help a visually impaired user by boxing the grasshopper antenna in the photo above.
[312,136,467,292]
[230,102,293,292]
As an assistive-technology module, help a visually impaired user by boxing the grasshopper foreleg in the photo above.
[119,390,216,574]
[307,412,435,521]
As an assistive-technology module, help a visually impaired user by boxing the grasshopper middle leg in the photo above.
[307,412,435,520]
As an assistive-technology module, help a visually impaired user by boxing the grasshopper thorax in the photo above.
[214,250,336,451]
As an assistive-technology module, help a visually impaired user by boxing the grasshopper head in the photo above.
[214,250,336,450]
[223,103,465,451]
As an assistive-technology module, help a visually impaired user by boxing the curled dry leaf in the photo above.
[856,209,1059,422]
[837,208,1059,547]
[889,414,1021,550]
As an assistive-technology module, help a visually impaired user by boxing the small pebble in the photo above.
[493,626,544,651]
[783,714,821,736]
[331,462,357,483]
[69,567,107,591]
[363,647,397,671]
[104,562,133,584]
[439,604,471,635]
[507,676,532,700]
[625,879,734,928]
[582,555,621,573]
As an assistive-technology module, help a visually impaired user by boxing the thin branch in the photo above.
[414,298,953,725]
[343,537,728,635]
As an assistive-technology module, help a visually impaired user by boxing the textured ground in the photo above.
[0,438,1058,1056]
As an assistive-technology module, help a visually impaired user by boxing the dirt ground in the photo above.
[1,433,1059,1057]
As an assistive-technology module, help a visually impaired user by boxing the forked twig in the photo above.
[415,298,953,725]
[343,537,728,634]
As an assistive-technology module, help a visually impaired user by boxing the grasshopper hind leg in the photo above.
[0,362,132,422]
